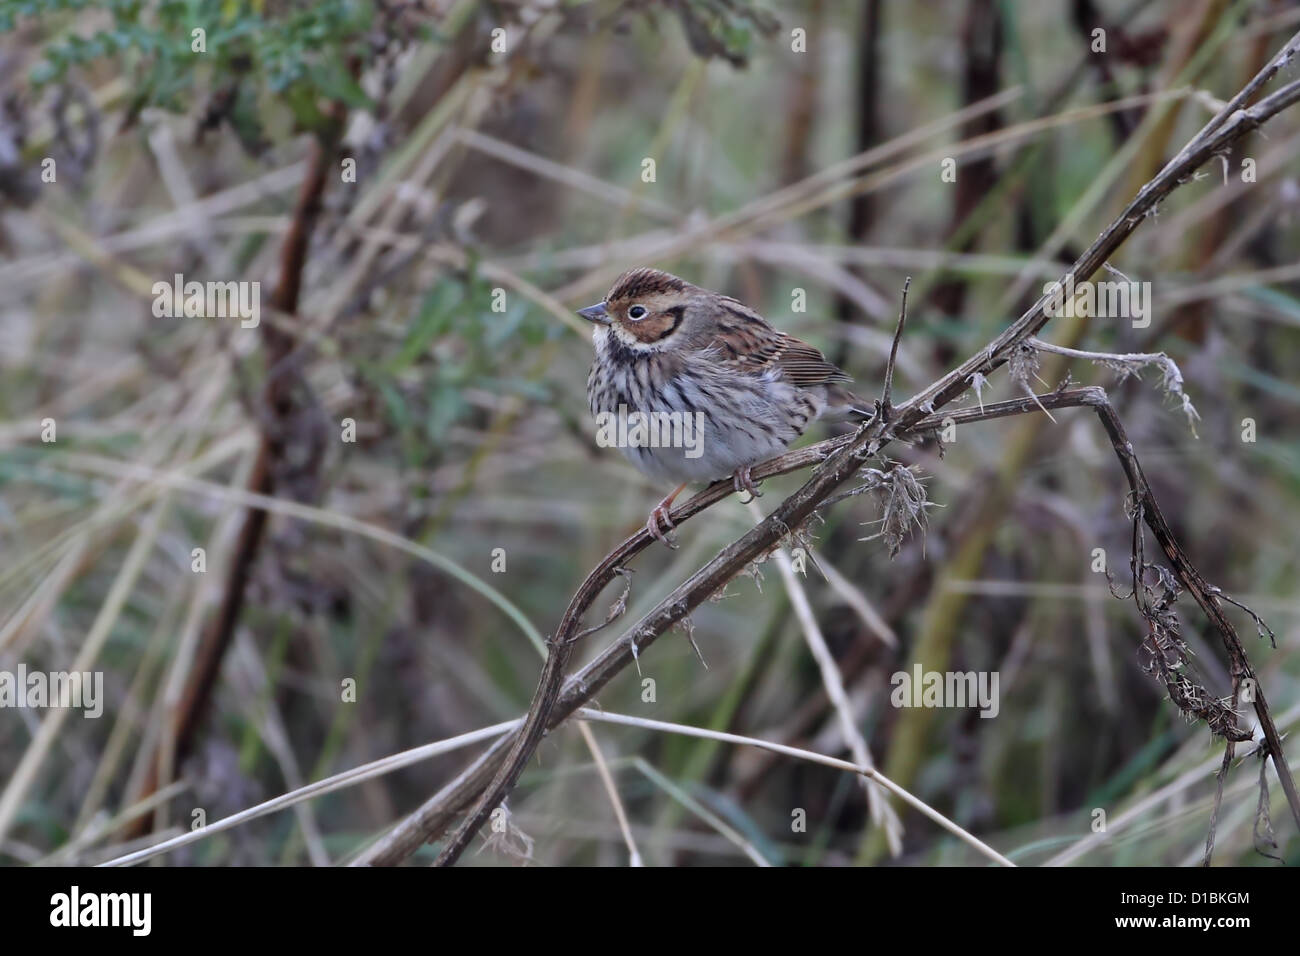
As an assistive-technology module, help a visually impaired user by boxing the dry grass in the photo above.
[2,0,1299,867]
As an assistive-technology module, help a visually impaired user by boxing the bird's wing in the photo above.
[765,333,854,387]
[704,300,853,388]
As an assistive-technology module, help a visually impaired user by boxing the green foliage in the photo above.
[359,271,550,469]
[4,0,374,140]
[656,0,780,67]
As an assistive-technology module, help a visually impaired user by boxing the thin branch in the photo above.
[880,276,911,417]
[385,34,1300,867]
[102,719,520,867]
[1027,336,1199,431]
[1090,397,1300,830]
[578,709,1014,867]
[574,723,642,866]
[748,500,903,855]
[397,382,1295,868]
[631,758,772,866]
[127,125,342,837]
[1204,714,1237,867]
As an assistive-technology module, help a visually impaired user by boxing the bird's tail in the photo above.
[823,384,877,422]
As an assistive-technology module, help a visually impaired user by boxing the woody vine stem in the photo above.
[353,29,1300,867]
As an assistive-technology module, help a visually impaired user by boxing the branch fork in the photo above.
[356,30,1300,867]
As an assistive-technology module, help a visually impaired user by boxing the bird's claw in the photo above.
[732,466,762,504]
[646,503,679,549]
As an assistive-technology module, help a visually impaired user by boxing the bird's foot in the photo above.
[646,503,678,548]
[732,465,762,503]
[645,482,686,548]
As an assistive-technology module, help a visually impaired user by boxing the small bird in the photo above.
[581,267,871,545]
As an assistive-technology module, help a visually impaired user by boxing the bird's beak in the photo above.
[577,302,610,325]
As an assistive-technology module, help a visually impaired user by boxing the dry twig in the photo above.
[360,30,1300,867]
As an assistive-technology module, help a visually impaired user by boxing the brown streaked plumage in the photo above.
[580,267,872,545]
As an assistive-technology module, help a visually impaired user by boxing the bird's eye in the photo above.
[627,305,648,320]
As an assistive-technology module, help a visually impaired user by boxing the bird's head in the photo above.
[578,268,704,351]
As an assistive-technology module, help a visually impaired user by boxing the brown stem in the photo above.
[359,388,1297,867]
[1089,399,1300,831]
[831,0,883,369]
[124,128,339,838]
[374,31,1300,867]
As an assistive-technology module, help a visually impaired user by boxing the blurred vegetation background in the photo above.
[1,0,1299,866]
